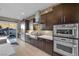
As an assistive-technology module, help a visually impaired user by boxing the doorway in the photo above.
[0,21,17,44]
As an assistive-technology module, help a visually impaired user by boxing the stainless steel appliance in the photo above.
[53,24,78,38]
[53,23,79,56]
[20,22,26,41]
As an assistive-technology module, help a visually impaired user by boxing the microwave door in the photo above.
[55,29,75,37]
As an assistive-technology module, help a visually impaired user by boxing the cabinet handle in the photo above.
[64,16,65,23]
[61,39,66,41]
[61,16,63,23]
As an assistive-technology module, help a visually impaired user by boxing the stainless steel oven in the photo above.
[53,23,79,56]
[54,37,78,56]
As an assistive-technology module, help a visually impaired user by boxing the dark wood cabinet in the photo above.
[46,12,53,24]
[40,12,54,30]
[46,12,53,30]
[40,14,47,24]
[24,4,79,30]
[53,4,64,24]
[53,4,79,24]
[38,39,44,50]
[25,35,53,55]
[62,4,78,24]
[37,38,53,55]
[25,20,29,30]
[40,12,53,30]
[45,40,53,55]
[40,4,79,30]
[66,4,79,23]
[25,35,31,43]
[30,38,33,44]
[40,4,64,30]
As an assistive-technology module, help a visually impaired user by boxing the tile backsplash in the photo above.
[39,30,53,36]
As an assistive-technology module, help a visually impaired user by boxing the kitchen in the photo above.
[18,3,79,56]
[0,3,79,56]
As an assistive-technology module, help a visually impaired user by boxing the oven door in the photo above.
[54,40,78,56]
[54,28,77,38]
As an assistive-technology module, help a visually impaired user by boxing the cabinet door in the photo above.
[73,4,79,23]
[63,4,77,24]
[46,12,54,30]
[25,20,29,30]
[53,4,64,24]
[27,36,31,43]
[25,35,28,42]
[46,12,53,24]
[45,40,53,55]
[40,14,47,24]
[30,38,33,44]
[38,38,44,50]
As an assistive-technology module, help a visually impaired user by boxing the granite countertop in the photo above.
[26,33,37,39]
[38,35,53,41]
[26,33,53,41]
[26,33,30,35]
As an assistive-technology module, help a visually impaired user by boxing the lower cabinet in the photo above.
[36,38,53,55]
[38,39,44,50]
[25,35,31,43]
[45,40,53,55]
[25,35,53,55]
[30,38,37,46]
[39,39,53,55]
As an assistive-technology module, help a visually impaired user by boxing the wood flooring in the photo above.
[16,39,50,56]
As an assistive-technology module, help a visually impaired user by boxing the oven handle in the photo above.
[73,45,77,47]
[61,39,66,41]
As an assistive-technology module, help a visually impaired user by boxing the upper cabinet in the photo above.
[40,4,79,30]
[46,12,53,25]
[66,4,79,23]
[27,4,79,30]
[40,14,47,24]
[62,4,78,24]
[46,12,54,30]
[25,20,29,30]
[50,4,79,24]
[40,13,52,30]
[53,4,64,24]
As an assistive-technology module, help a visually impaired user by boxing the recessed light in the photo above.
[21,12,25,15]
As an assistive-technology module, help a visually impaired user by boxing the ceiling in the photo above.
[0,3,58,20]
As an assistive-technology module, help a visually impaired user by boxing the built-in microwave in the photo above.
[53,24,78,38]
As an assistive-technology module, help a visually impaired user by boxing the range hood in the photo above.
[33,11,46,30]
[34,11,41,24]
